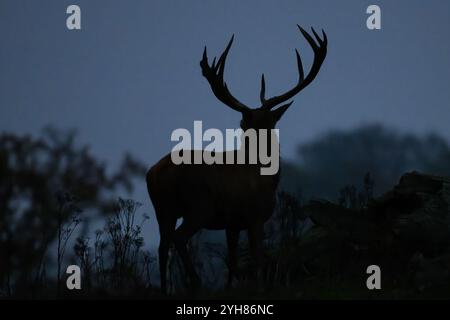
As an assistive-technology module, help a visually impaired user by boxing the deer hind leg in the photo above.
[226,229,240,288]
[173,221,202,291]
[157,215,176,295]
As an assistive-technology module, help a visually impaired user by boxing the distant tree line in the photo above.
[282,124,450,200]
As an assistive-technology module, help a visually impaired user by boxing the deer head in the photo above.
[200,25,327,131]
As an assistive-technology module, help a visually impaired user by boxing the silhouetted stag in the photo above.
[147,25,327,294]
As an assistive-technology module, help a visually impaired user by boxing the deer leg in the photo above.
[226,229,239,288]
[159,237,170,295]
[157,216,176,295]
[173,221,201,290]
[248,222,264,288]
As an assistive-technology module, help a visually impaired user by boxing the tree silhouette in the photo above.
[0,127,145,297]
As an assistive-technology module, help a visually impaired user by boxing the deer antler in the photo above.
[261,25,327,110]
[200,36,251,113]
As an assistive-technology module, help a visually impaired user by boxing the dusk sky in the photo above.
[1,0,450,246]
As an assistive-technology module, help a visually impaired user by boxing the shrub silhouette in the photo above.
[72,198,155,297]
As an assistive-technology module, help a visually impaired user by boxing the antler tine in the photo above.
[298,25,319,51]
[295,49,305,84]
[200,36,250,113]
[260,74,266,104]
[262,25,327,110]
[322,29,328,45]
[216,35,234,77]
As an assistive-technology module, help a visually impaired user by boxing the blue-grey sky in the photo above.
[1,0,450,246]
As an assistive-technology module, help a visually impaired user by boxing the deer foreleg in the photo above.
[248,222,264,288]
[226,229,240,288]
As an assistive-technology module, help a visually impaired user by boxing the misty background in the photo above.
[1,0,450,249]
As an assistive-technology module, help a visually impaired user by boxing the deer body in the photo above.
[147,26,327,294]
[148,150,279,230]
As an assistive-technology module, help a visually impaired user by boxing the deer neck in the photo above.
[238,129,280,179]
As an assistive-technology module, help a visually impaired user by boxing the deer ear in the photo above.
[271,101,293,121]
